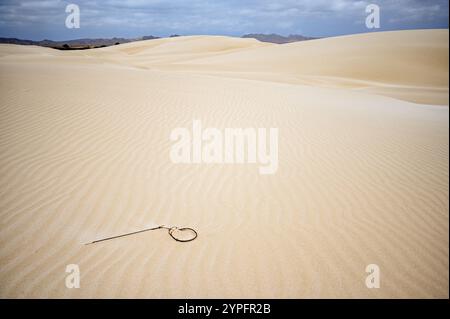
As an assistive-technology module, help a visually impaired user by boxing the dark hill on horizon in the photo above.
[0,33,316,49]
[242,33,317,43]
[0,36,160,49]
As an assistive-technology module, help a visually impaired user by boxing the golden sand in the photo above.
[0,30,448,298]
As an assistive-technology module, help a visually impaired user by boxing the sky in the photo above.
[0,0,448,40]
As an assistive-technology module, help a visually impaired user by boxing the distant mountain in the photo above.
[241,33,317,44]
[0,37,37,46]
[142,35,160,40]
[0,36,160,50]
[0,33,317,50]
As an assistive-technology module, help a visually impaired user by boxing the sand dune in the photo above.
[79,30,449,105]
[0,30,448,298]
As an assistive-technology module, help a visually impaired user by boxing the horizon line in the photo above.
[1,27,449,43]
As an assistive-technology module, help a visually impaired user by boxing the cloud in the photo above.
[0,0,448,39]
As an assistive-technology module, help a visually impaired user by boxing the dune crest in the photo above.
[87,30,448,105]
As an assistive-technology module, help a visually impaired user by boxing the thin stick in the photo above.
[85,225,166,245]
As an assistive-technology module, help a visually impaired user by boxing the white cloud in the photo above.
[0,0,448,38]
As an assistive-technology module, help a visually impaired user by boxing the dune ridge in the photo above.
[0,30,448,298]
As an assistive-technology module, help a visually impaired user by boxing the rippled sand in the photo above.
[0,29,448,298]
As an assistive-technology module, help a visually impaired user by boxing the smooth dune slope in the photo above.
[179,30,448,85]
[82,29,448,105]
[174,30,449,105]
[0,30,448,298]
[82,35,274,69]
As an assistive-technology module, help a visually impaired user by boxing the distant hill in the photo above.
[0,37,37,46]
[242,33,317,44]
[0,36,160,50]
[0,33,317,50]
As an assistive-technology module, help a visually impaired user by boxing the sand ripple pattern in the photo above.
[0,31,448,298]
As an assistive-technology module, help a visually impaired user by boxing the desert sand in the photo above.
[0,29,448,298]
